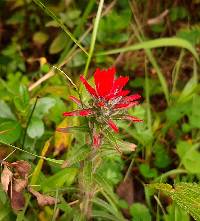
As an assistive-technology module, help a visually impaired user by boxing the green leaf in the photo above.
[148,183,200,221]
[97,37,199,61]
[27,118,44,139]
[170,6,188,22]
[154,143,171,169]
[65,144,91,166]
[139,164,158,179]
[165,101,191,123]
[178,75,198,103]
[177,141,200,174]
[98,157,123,185]
[47,97,66,124]
[165,202,190,221]
[67,52,86,68]
[147,183,173,193]
[97,10,131,44]
[130,203,151,221]
[0,100,16,120]
[33,31,49,45]
[40,63,50,73]
[41,168,78,192]
[14,84,30,112]
[177,26,200,46]
[33,97,56,119]
[49,33,68,54]
[190,95,200,128]
[0,120,21,143]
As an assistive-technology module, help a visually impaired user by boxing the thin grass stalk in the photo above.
[171,49,185,95]
[83,0,104,77]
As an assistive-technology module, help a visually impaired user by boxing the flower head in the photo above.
[63,67,142,133]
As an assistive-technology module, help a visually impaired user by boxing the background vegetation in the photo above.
[0,0,200,220]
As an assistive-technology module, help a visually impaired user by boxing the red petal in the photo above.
[106,77,129,99]
[80,75,97,97]
[112,76,129,92]
[94,67,115,97]
[107,119,119,133]
[122,94,141,102]
[106,90,130,100]
[123,115,143,122]
[114,90,130,98]
[63,109,94,116]
[69,96,81,105]
[92,133,102,148]
[114,101,139,109]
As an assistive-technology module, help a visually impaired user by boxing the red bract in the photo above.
[63,67,142,133]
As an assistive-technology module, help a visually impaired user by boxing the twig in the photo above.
[147,9,169,26]
[68,200,79,206]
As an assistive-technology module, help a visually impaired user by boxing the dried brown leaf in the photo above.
[28,187,59,207]
[10,189,25,211]
[116,176,134,205]
[11,161,31,177]
[13,178,28,192]
[1,165,13,193]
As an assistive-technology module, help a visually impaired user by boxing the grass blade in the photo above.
[83,0,104,76]
[97,37,199,61]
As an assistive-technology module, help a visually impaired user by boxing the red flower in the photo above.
[63,67,142,133]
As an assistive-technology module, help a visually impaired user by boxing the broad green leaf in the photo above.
[170,6,188,22]
[165,202,190,221]
[177,140,200,173]
[0,100,16,120]
[41,168,78,192]
[67,52,86,68]
[33,31,49,45]
[147,183,173,193]
[130,203,151,221]
[14,84,30,112]
[165,101,191,123]
[47,97,66,124]
[0,202,10,221]
[178,75,198,103]
[154,143,171,169]
[139,164,158,179]
[27,118,44,139]
[97,10,131,44]
[0,120,21,143]
[98,157,123,185]
[148,183,200,221]
[49,33,68,54]
[190,95,200,128]
[40,63,50,73]
[33,97,56,119]
[97,37,199,61]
